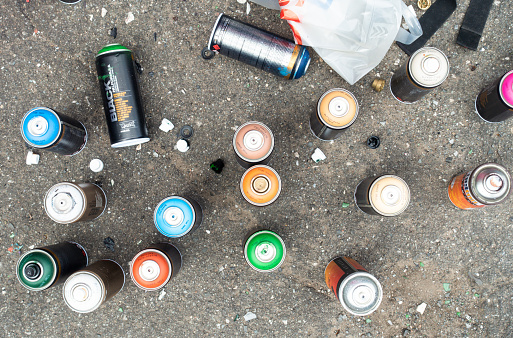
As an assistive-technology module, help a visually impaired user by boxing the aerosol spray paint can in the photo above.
[154,196,203,238]
[240,165,282,206]
[448,163,511,209]
[244,230,286,272]
[355,175,410,216]
[21,107,87,156]
[96,44,150,148]
[233,121,274,169]
[63,259,125,313]
[325,256,383,316]
[390,47,449,103]
[208,14,310,80]
[130,243,182,291]
[44,182,107,224]
[310,89,359,141]
[16,241,88,291]
[475,70,513,122]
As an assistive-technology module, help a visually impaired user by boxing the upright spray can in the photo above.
[16,241,88,291]
[130,243,182,291]
[233,121,274,169]
[310,89,359,141]
[96,44,150,147]
[448,163,511,209]
[244,230,286,272]
[390,47,449,103]
[63,259,125,313]
[354,175,410,216]
[208,14,310,80]
[44,182,107,224]
[325,256,383,316]
[21,107,87,156]
[240,165,281,206]
[154,196,203,238]
[475,70,513,122]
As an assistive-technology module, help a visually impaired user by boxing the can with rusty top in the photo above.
[310,89,359,140]
[16,241,88,291]
[208,14,310,80]
[244,230,286,272]
[233,121,274,169]
[154,196,203,238]
[475,70,513,122]
[448,163,511,209]
[44,182,107,224]
[130,243,182,291]
[63,259,125,313]
[325,256,383,316]
[240,165,281,206]
[390,47,449,103]
[21,107,87,156]
[354,175,410,216]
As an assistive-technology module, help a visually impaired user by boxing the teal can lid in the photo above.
[96,44,131,57]
[16,249,57,291]
[244,230,286,272]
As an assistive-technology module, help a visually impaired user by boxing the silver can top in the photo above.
[409,47,449,88]
[63,271,105,313]
[339,272,383,316]
[471,163,511,204]
[44,182,85,224]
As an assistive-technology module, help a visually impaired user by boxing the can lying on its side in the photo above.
[325,256,383,316]
[233,121,274,169]
[154,196,203,238]
[130,243,182,291]
[240,165,281,206]
[21,107,87,156]
[354,175,410,217]
[208,14,310,80]
[475,70,513,122]
[310,89,359,141]
[44,182,107,224]
[244,230,286,273]
[96,44,150,148]
[16,241,88,291]
[448,163,511,209]
[390,47,449,104]
[63,259,125,313]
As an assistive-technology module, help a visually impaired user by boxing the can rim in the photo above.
[470,163,512,205]
[111,137,151,148]
[408,47,449,88]
[20,107,62,148]
[207,13,225,50]
[96,43,131,57]
[233,121,274,163]
[68,241,89,266]
[499,70,513,109]
[16,249,57,291]
[239,165,282,206]
[316,89,359,130]
[244,230,286,272]
[368,175,410,216]
[44,182,87,224]
[130,249,172,291]
[338,271,383,316]
[153,196,196,238]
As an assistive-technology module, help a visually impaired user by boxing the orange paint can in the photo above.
[240,165,281,206]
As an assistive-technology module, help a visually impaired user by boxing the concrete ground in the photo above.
[1,0,512,336]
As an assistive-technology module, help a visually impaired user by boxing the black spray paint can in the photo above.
[21,107,87,156]
[95,44,150,148]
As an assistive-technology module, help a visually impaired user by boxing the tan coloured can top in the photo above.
[233,121,274,163]
[317,89,358,129]
[369,175,410,216]
[409,47,449,88]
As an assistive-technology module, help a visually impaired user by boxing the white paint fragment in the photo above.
[311,148,326,163]
[159,118,174,132]
[246,2,251,14]
[89,14,93,21]
[101,8,107,17]
[236,0,246,3]
[158,289,166,300]
[244,312,257,321]
[26,151,40,165]
[125,12,135,24]
[417,302,427,315]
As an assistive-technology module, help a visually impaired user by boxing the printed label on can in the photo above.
[448,172,484,209]
[102,65,134,130]
[325,257,367,300]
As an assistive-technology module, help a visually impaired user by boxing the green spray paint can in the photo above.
[244,230,286,272]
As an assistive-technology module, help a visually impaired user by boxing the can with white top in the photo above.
[325,256,383,316]
[390,47,450,104]
[354,175,410,216]
[21,107,87,156]
[233,121,274,169]
[153,196,203,238]
[63,259,125,313]
[44,182,107,224]
[310,89,359,141]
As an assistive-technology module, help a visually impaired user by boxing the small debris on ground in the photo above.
[176,139,189,153]
[158,289,166,300]
[416,302,427,314]
[210,159,224,174]
[159,118,174,132]
[443,283,451,292]
[311,148,326,163]
[468,271,483,285]
[244,312,257,321]
[103,237,115,252]
[125,12,134,24]
[134,61,143,74]
[101,8,107,17]
[26,151,40,165]
[109,27,117,39]
[89,159,104,173]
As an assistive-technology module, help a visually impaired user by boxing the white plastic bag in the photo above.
[250,0,422,84]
